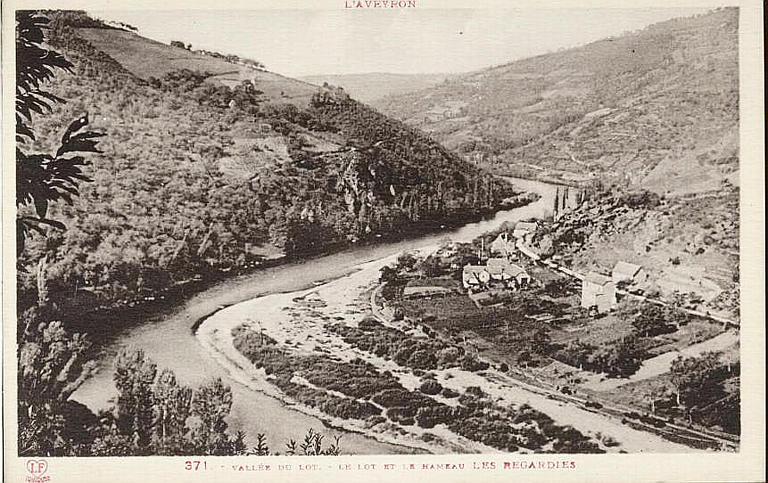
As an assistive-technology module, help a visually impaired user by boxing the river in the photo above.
[72,177,558,454]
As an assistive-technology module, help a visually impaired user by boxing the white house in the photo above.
[581,271,616,313]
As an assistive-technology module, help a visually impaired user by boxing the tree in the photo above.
[379,265,399,284]
[189,378,242,455]
[152,369,194,451]
[16,11,103,253]
[113,350,158,451]
[285,428,342,456]
[669,352,726,412]
[631,303,674,337]
[418,255,443,277]
[601,336,645,377]
[18,315,98,456]
[110,349,246,456]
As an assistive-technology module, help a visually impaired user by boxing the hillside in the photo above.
[374,8,739,193]
[75,27,318,106]
[533,187,740,319]
[299,73,451,103]
[18,11,514,321]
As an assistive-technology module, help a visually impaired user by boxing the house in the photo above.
[612,261,647,284]
[462,265,491,289]
[513,221,539,240]
[581,272,616,313]
[486,258,531,289]
[490,232,515,257]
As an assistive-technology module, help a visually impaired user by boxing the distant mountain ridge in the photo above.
[299,72,453,103]
[373,8,739,195]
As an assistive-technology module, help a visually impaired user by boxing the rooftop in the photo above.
[486,258,528,276]
[584,271,612,286]
[613,261,643,277]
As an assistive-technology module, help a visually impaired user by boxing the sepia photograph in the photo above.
[2,1,764,481]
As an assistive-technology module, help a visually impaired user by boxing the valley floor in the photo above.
[196,245,705,454]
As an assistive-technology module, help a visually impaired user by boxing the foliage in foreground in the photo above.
[16,10,104,254]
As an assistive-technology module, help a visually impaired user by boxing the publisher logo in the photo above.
[26,460,51,483]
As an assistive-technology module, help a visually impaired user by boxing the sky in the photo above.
[89,8,709,77]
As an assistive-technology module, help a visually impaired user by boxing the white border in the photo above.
[2,1,764,482]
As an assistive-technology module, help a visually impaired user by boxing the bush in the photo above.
[461,355,490,372]
[465,386,485,398]
[320,398,381,420]
[366,415,387,427]
[358,316,381,331]
[408,349,438,370]
[436,347,463,367]
[619,190,661,209]
[440,387,460,398]
[373,389,439,409]
[415,405,454,429]
[387,407,416,425]
[420,432,438,443]
[419,380,443,395]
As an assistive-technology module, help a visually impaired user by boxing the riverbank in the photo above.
[71,177,565,454]
[196,249,498,454]
[54,190,533,344]
[196,241,700,453]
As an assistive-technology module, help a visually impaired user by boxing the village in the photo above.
[414,217,650,318]
[379,210,739,450]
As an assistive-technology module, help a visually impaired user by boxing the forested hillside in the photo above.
[19,12,513,320]
[374,8,738,193]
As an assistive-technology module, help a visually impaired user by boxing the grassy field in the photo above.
[76,28,317,105]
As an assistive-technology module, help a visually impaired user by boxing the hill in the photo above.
[75,27,318,106]
[374,8,738,194]
[299,73,452,103]
[18,11,514,322]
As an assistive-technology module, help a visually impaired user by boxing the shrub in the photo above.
[440,387,460,398]
[420,432,438,443]
[465,386,485,398]
[436,347,463,367]
[373,389,440,409]
[419,380,443,395]
[358,316,381,331]
[460,355,490,372]
[319,398,381,420]
[366,415,387,427]
[408,349,438,370]
[415,405,454,429]
[387,407,417,424]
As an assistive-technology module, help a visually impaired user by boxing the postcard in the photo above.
[2,0,764,481]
